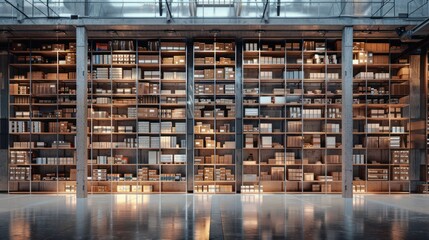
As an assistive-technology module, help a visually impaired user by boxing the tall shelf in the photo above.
[352,40,411,193]
[7,37,416,194]
[8,40,77,193]
[88,39,187,193]
[193,39,237,193]
[242,39,343,193]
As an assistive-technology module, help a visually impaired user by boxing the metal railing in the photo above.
[0,0,427,20]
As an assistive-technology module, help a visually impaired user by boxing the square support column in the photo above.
[76,26,88,198]
[342,26,353,198]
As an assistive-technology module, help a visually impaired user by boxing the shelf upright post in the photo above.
[56,50,60,193]
[283,39,287,193]
[388,43,392,193]
[214,40,217,193]
[76,26,88,198]
[324,39,328,193]
[341,26,353,198]
[29,40,33,193]
[364,39,368,193]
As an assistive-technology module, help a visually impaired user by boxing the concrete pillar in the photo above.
[186,39,194,192]
[342,26,353,198]
[409,54,426,192]
[76,26,88,198]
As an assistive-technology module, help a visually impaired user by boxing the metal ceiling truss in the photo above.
[371,0,395,18]
[165,0,173,22]
[408,0,429,17]
[262,0,269,23]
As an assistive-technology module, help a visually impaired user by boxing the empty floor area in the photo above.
[0,194,428,239]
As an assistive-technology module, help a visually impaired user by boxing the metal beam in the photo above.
[262,0,269,23]
[4,0,29,21]
[165,0,172,22]
[189,0,197,17]
[234,0,242,17]
[342,26,353,198]
[0,16,421,27]
[276,0,280,16]
[76,26,88,198]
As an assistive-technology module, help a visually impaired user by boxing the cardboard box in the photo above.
[162,57,174,64]
[204,69,214,79]
[194,139,204,148]
[216,69,225,79]
[173,55,186,65]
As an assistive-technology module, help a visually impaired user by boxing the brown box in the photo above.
[46,73,57,80]
[195,58,205,64]
[373,55,389,64]
[335,41,342,51]
[70,169,77,181]
[52,44,65,51]
[204,85,214,94]
[312,184,321,192]
[68,43,76,50]
[204,44,214,51]
[216,69,225,79]
[216,111,225,117]
[58,73,69,80]
[173,56,186,65]
[321,184,332,193]
[194,42,205,51]
[224,43,234,51]
[205,57,214,64]
[216,43,224,50]
[216,85,225,94]
[138,108,158,118]
[162,57,174,64]
[206,139,215,148]
[204,111,214,117]
[204,69,214,79]
[32,174,41,181]
[194,139,204,148]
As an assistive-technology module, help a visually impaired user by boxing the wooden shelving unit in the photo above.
[7,38,414,194]
[193,39,237,193]
[87,39,188,193]
[242,39,343,193]
[8,40,77,193]
[352,40,411,193]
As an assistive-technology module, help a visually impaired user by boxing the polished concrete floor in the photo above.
[0,194,428,240]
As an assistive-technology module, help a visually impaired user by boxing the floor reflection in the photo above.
[0,194,428,239]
